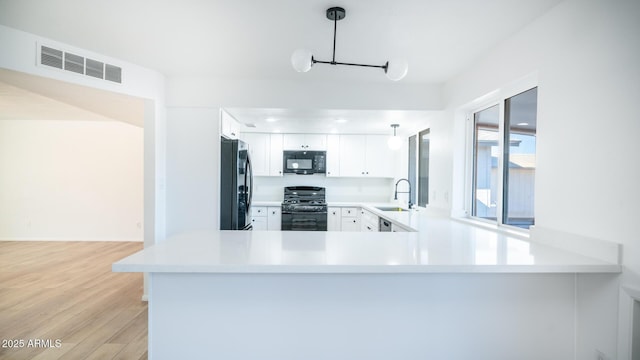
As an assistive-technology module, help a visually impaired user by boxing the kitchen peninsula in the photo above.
[113,207,620,360]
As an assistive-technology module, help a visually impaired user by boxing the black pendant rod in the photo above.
[313,59,388,70]
[332,8,337,63]
[312,7,389,73]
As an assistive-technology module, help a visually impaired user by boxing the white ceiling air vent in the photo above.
[40,46,63,69]
[38,44,122,84]
[104,64,122,83]
[64,52,84,74]
[85,58,104,79]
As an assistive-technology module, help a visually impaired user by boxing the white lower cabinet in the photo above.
[340,207,361,232]
[391,223,409,232]
[267,207,281,230]
[360,209,379,232]
[328,207,341,231]
[341,217,361,232]
[251,206,281,230]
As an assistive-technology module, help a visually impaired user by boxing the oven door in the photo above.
[281,211,328,231]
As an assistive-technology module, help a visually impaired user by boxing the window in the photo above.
[418,129,430,207]
[408,129,430,207]
[470,87,537,229]
[408,135,417,206]
[503,88,537,227]
[472,105,500,220]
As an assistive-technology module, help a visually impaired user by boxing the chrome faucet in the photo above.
[394,178,413,209]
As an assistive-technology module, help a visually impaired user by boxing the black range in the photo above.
[281,186,327,231]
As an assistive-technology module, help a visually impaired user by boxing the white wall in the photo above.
[167,77,442,111]
[443,0,640,358]
[0,119,143,241]
[0,25,167,248]
[165,107,220,237]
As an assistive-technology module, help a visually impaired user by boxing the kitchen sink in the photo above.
[375,206,409,212]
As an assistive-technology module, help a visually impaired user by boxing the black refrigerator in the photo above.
[220,137,253,230]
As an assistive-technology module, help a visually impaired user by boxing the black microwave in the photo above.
[283,151,326,174]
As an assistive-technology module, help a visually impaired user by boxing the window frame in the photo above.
[464,77,538,231]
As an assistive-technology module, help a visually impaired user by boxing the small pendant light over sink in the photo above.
[291,7,408,81]
[387,124,402,150]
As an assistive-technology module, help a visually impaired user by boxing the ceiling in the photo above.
[0,0,559,130]
[226,107,438,136]
[0,0,561,84]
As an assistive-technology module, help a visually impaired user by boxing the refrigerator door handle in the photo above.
[245,154,253,215]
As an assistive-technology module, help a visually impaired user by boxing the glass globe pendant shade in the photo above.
[291,48,314,73]
[387,135,402,150]
[385,58,408,81]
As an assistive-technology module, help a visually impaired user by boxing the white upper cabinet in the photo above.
[283,134,327,150]
[239,133,283,177]
[326,135,340,177]
[269,134,283,176]
[240,133,270,176]
[337,135,395,178]
[339,135,367,177]
[364,135,395,178]
[220,109,240,140]
[240,131,395,178]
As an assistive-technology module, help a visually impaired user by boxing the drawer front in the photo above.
[361,211,378,226]
[340,207,359,217]
[251,206,267,217]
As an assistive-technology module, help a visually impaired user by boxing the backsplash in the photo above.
[253,175,394,203]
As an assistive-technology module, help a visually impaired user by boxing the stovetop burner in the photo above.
[282,199,327,205]
[282,186,327,211]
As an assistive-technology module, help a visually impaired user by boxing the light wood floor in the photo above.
[0,241,146,360]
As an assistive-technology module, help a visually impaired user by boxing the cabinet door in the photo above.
[304,134,327,150]
[360,209,379,232]
[341,217,361,232]
[282,134,327,150]
[251,216,268,230]
[391,224,408,232]
[326,135,340,177]
[338,135,366,177]
[241,133,270,176]
[327,207,341,231]
[269,134,283,176]
[267,207,281,230]
[365,135,395,178]
[220,110,239,139]
[282,134,306,150]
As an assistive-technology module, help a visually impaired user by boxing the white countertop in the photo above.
[113,212,620,274]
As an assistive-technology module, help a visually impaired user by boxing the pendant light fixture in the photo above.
[291,7,408,81]
[387,124,402,150]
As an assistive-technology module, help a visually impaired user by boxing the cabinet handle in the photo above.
[231,132,236,136]
[353,220,356,223]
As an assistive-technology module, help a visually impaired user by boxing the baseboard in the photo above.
[529,226,622,264]
[0,237,143,242]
